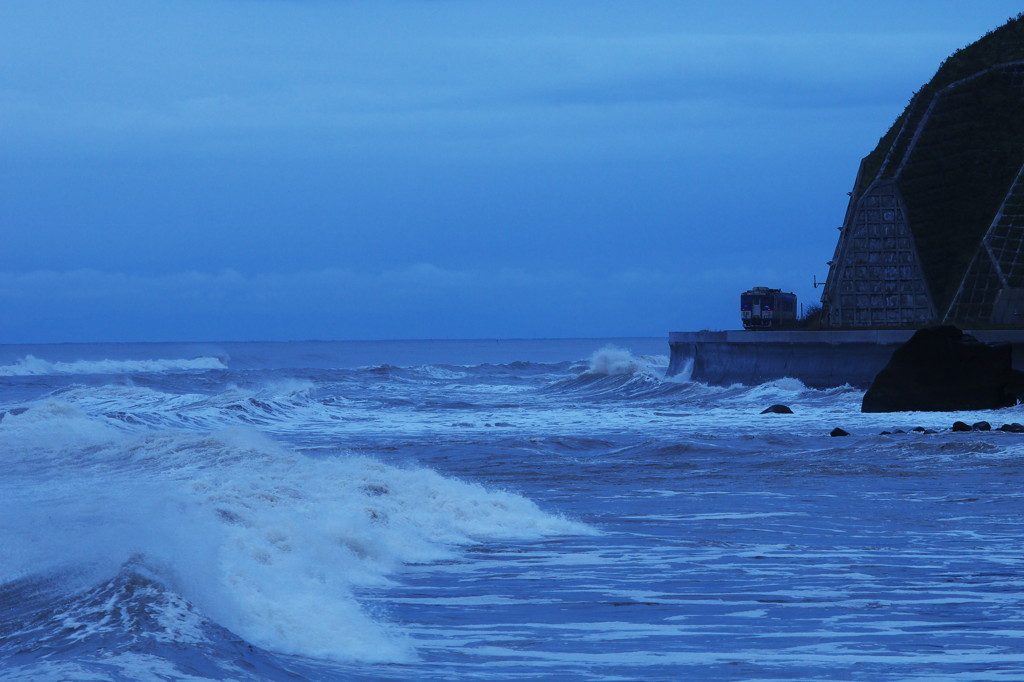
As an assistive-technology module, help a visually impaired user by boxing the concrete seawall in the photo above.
[668,330,1024,388]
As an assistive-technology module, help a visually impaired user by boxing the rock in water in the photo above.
[760,404,793,414]
[830,427,850,437]
[862,326,1024,412]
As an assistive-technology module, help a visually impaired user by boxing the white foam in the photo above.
[2,658,212,682]
[743,376,810,397]
[253,378,317,399]
[0,354,227,376]
[3,379,324,435]
[0,421,590,664]
[665,357,694,383]
[0,401,126,464]
[586,346,668,377]
[417,365,469,380]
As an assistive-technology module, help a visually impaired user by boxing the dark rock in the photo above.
[760,404,793,414]
[830,427,850,437]
[952,421,972,432]
[972,421,992,431]
[912,426,927,432]
[998,422,1024,432]
[892,429,906,434]
[862,326,1024,413]
[880,431,891,435]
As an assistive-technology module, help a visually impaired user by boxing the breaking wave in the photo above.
[0,411,591,666]
[0,355,227,376]
[585,346,668,376]
[537,347,865,411]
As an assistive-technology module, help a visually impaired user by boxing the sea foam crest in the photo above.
[586,346,668,377]
[16,379,323,434]
[0,422,591,664]
[0,355,227,376]
[0,401,126,464]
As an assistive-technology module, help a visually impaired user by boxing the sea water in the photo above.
[1,338,1023,681]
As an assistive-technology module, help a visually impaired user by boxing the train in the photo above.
[741,287,798,330]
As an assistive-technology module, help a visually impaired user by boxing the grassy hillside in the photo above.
[850,14,1024,314]
[855,13,1024,198]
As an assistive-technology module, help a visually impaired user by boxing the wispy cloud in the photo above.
[0,1,970,156]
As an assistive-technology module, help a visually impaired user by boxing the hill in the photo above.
[822,14,1024,328]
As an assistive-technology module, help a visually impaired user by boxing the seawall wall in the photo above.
[668,330,1024,388]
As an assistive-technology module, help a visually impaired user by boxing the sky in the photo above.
[3,1,1024,343]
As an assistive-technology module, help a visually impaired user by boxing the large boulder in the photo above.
[862,326,1024,412]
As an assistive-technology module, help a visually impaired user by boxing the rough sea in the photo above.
[1,338,1023,681]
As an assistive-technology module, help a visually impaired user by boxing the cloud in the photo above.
[1,265,584,305]
[0,264,766,342]
[2,0,1011,343]
[0,1,979,160]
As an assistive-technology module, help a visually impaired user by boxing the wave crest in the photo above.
[586,346,667,376]
[0,426,590,664]
[0,355,227,376]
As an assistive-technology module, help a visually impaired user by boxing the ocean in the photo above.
[1,338,1022,681]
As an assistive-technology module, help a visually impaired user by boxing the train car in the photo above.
[741,287,798,330]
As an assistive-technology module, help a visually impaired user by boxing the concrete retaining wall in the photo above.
[668,330,1024,388]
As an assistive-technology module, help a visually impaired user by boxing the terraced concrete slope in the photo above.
[822,14,1024,328]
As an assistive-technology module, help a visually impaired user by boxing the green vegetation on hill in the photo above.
[856,13,1024,199]
[902,70,1024,311]
[850,13,1024,315]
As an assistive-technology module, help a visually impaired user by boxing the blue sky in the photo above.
[3,1,1022,342]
